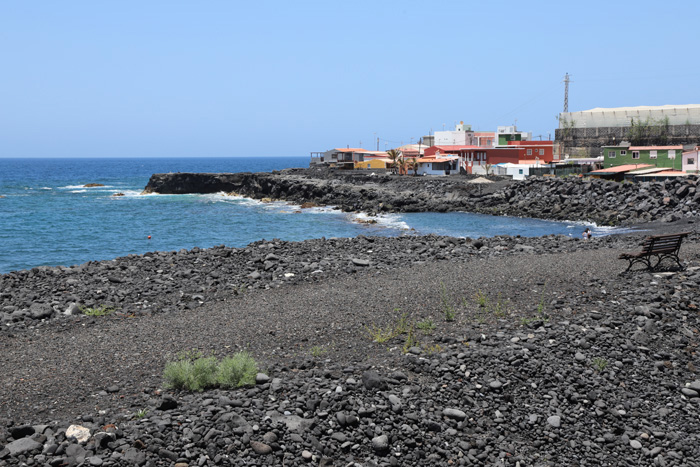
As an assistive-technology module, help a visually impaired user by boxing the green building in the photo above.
[602,144,684,169]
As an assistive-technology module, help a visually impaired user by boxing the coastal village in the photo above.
[311,104,700,182]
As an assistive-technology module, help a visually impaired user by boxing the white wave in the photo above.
[107,189,144,198]
[69,189,87,193]
[60,184,114,190]
[40,187,52,190]
[350,212,411,230]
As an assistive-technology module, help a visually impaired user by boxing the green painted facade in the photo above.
[498,133,523,145]
[602,146,682,170]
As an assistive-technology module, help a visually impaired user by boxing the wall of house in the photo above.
[435,130,474,146]
[507,141,556,162]
[683,151,700,173]
[483,148,523,165]
[355,159,387,169]
[603,148,681,169]
[417,161,457,176]
[555,124,700,156]
[506,166,530,180]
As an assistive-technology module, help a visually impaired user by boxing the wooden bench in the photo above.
[619,232,690,273]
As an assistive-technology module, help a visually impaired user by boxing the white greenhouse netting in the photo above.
[559,105,700,128]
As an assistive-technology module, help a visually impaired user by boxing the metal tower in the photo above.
[563,73,570,113]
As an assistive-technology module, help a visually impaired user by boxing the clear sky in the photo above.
[2,1,699,158]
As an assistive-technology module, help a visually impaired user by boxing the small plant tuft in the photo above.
[416,319,436,333]
[134,409,148,419]
[365,323,399,343]
[591,357,608,372]
[80,305,115,317]
[309,345,327,358]
[440,282,456,321]
[474,290,488,308]
[402,327,419,354]
[425,343,443,354]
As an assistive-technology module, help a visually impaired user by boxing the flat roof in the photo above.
[417,156,459,163]
[629,146,683,151]
[579,104,700,113]
[634,170,687,178]
[626,167,668,175]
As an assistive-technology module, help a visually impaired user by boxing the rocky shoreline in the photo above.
[144,168,700,226]
[2,171,700,466]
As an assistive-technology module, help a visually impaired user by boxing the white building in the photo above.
[559,104,700,129]
[434,122,475,146]
[683,148,700,173]
[416,156,459,176]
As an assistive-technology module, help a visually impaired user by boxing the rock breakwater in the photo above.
[143,170,700,226]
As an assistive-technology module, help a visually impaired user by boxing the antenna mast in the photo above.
[563,73,570,113]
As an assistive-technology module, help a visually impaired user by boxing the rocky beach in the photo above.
[2,171,700,466]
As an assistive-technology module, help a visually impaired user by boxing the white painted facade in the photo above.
[435,122,475,146]
[683,150,700,173]
[493,163,553,180]
[417,159,459,176]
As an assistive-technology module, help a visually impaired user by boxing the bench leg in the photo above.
[652,253,684,271]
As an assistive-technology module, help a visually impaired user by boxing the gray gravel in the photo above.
[2,229,700,465]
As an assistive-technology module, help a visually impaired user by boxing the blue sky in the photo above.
[2,1,699,158]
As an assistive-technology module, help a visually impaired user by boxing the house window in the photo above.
[527,149,532,155]
[649,150,657,159]
[608,150,616,158]
[669,150,676,159]
[632,151,640,159]
[518,169,523,174]
[539,149,544,155]
[620,150,626,156]
[688,158,695,165]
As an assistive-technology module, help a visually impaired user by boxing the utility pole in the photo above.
[563,73,570,113]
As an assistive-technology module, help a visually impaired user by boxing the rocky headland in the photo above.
[143,168,700,226]
[1,170,700,466]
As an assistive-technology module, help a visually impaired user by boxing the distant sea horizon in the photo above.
[0,157,612,274]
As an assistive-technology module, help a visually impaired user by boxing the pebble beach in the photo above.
[2,173,700,466]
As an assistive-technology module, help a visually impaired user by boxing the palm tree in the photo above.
[408,157,419,176]
[397,155,408,175]
[386,149,401,174]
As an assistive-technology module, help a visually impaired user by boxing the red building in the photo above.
[424,141,555,174]
[504,141,556,163]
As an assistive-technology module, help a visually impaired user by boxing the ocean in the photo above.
[0,157,611,274]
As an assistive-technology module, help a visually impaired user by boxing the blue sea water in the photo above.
[0,157,612,274]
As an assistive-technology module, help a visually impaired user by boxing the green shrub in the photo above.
[163,359,194,390]
[190,356,219,391]
[217,352,258,388]
[416,319,436,333]
[163,351,259,392]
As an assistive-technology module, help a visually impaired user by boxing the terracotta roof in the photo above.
[590,164,653,174]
